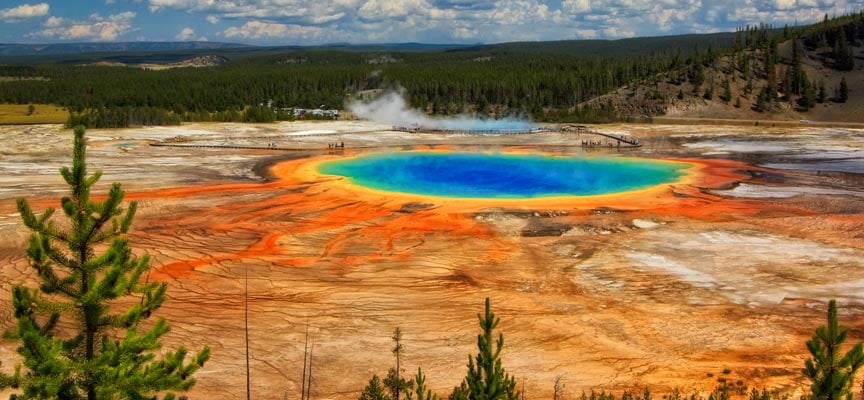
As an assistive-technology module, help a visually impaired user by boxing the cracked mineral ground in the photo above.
[0,122,862,399]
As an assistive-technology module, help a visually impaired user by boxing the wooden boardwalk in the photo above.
[149,125,642,152]
[560,125,641,147]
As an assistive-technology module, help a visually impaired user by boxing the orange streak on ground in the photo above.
[2,149,774,284]
[7,145,828,399]
[122,149,779,282]
[126,181,285,201]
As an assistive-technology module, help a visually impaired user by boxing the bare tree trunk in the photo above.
[245,265,251,400]
[393,328,403,400]
[301,323,309,400]
[521,378,525,400]
[306,339,314,400]
[553,375,565,400]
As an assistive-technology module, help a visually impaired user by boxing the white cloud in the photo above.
[222,20,344,42]
[723,0,836,25]
[30,11,136,42]
[603,26,636,38]
[148,0,360,25]
[648,3,699,31]
[43,16,63,27]
[224,21,289,39]
[773,0,797,9]
[0,2,49,21]
[358,0,455,20]
[107,0,864,43]
[562,0,591,14]
[176,27,195,40]
[575,28,597,38]
[489,0,556,25]
[452,26,478,39]
[148,0,204,12]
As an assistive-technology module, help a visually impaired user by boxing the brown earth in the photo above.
[0,122,863,399]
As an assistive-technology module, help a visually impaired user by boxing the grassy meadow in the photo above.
[0,103,67,124]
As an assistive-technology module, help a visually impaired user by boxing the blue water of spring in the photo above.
[318,152,688,198]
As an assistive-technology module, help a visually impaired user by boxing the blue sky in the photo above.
[0,0,861,45]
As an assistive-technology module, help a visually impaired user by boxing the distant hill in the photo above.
[0,41,251,56]
[0,33,743,63]
[453,32,740,56]
[0,42,481,65]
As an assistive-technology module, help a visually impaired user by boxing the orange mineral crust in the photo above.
[2,134,862,400]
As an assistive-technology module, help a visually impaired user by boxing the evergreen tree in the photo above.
[463,298,519,400]
[449,382,469,400]
[242,105,276,123]
[835,34,855,71]
[838,77,849,103]
[765,50,777,101]
[757,86,772,112]
[642,387,652,400]
[720,80,732,103]
[783,67,794,101]
[818,80,827,103]
[359,375,390,400]
[790,38,804,96]
[0,126,209,399]
[384,327,412,400]
[799,78,816,110]
[803,299,864,400]
[740,54,751,78]
[413,368,440,400]
[690,63,705,94]
[477,95,490,114]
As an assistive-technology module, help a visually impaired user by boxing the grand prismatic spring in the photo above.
[317,152,690,198]
[0,121,863,399]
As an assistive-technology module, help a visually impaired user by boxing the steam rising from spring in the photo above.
[347,90,536,131]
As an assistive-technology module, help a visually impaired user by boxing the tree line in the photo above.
[0,46,707,127]
[1,12,860,128]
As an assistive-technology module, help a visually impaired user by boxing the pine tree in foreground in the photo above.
[461,298,519,400]
[359,375,390,400]
[0,126,209,399]
[803,299,864,400]
[449,382,469,400]
[413,367,439,400]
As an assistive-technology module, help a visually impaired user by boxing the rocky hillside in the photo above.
[156,55,228,68]
[582,14,864,123]
[89,54,229,69]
